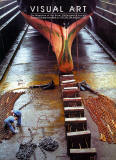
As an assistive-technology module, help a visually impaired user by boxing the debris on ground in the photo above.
[77,81,98,95]
[19,100,32,110]
[29,80,55,90]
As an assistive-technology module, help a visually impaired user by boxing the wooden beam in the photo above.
[70,148,97,160]
[64,106,84,117]
[60,75,75,82]
[61,79,76,84]
[61,82,77,88]
[62,87,80,98]
[67,130,91,154]
[70,148,96,154]
[61,74,74,77]
[65,117,87,132]
[64,106,84,111]
[65,117,87,123]
[63,97,82,102]
[63,87,78,90]
[67,130,91,137]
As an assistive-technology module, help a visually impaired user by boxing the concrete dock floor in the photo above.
[0,26,116,160]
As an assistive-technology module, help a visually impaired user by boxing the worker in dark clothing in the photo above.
[4,116,17,134]
[12,109,22,127]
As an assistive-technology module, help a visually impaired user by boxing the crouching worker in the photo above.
[12,109,21,127]
[4,116,17,134]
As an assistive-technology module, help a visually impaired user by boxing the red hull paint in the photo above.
[22,12,92,73]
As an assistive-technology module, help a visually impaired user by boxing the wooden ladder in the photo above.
[60,74,97,160]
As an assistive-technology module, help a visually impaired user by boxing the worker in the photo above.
[12,109,22,127]
[4,116,17,134]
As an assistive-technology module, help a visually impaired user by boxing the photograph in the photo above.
[0,0,116,160]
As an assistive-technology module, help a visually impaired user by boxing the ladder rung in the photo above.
[67,130,91,137]
[63,87,78,90]
[70,148,96,154]
[61,74,74,77]
[61,79,76,84]
[64,106,84,112]
[63,97,81,102]
[65,117,87,123]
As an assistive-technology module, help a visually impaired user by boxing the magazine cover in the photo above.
[0,0,116,160]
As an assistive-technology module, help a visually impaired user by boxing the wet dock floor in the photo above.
[0,26,69,160]
[0,26,116,160]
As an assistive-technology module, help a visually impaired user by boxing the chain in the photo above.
[16,128,59,160]
[0,91,25,141]
[83,94,116,143]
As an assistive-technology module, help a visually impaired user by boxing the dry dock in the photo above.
[0,25,116,160]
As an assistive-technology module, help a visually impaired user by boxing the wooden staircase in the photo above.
[60,73,97,160]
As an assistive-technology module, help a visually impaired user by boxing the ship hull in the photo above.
[22,12,92,73]
[18,0,96,73]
